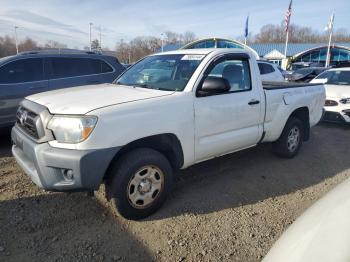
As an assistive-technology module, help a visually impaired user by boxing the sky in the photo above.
[0,0,349,49]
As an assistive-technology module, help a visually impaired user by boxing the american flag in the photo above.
[284,0,293,32]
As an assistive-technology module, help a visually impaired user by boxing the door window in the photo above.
[100,60,113,73]
[49,57,108,79]
[0,58,44,84]
[207,59,251,92]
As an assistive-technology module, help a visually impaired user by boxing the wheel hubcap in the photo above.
[127,166,164,209]
[138,179,152,194]
[287,126,300,152]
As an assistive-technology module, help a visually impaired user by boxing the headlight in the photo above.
[47,115,97,143]
[340,98,350,104]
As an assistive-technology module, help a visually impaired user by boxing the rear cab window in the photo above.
[258,63,275,75]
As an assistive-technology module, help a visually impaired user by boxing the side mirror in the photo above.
[197,76,231,97]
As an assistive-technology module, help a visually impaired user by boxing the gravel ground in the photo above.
[0,123,350,262]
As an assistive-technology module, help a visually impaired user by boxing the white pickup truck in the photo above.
[11,49,325,219]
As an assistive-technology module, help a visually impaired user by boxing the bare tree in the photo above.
[182,31,196,44]
[115,39,131,63]
[91,39,100,51]
[18,37,38,52]
[45,40,67,49]
[0,36,17,57]
[164,31,180,44]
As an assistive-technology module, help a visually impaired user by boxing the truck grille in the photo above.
[344,110,350,118]
[16,106,41,139]
[322,111,345,123]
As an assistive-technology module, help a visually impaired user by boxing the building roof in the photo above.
[154,48,216,55]
[161,41,350,59]
[249,42,350,57]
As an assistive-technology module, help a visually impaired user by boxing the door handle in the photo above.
[248,99,260,105]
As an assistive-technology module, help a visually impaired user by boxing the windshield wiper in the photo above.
[133,84,151,88]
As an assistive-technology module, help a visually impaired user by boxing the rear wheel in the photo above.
[107,148,173,220]
[273,117,304,158]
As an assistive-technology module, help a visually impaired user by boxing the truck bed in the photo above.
[263,81,319,90]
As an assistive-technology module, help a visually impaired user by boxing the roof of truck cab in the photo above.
[152,48,250,56]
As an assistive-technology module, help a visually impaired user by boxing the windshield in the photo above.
[116,54,205,91]
[315,70,350,85]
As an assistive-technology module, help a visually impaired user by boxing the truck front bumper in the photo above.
[11,125,119,191]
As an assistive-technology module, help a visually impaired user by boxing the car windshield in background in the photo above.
[316,70,350,85]
[293,68,313,76]
[116,54,205,91]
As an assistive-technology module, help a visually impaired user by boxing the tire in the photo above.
[107,148,173,220]
[273,117,304,158]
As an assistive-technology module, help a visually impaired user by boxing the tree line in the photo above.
[0,35,67,58]
[116,25,350,63]
[115,31,196,63]
[1,23,350,62]
[250,23,350,43]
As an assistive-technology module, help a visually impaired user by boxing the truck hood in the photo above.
[27,83,175,114]
[325,84,350,99]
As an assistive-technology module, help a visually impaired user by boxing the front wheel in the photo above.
[273,117,304,158]
[107,148,173,220]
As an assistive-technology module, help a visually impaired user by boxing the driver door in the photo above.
[194,54,263,162]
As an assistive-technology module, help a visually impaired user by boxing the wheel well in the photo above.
[106,134,184,177]
[289,107,310,141]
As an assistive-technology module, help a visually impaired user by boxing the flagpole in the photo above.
[283,0,292,61]
[325,13,334,68]
[284,30,289,58]
[244,15,249,46]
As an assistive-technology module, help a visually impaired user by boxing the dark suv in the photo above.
[0,50,125,128]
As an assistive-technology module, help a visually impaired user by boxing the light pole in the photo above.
[14,26,19,54]
[89,22,93,51]
[99,26,102,51]
[161,33,164,52]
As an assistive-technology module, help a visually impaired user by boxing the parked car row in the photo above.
[285,67,327,82]
[0,48,348,219]
[0,48,326,129]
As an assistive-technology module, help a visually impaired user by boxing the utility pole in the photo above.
[89,22,93,51]
[14,26,19,54]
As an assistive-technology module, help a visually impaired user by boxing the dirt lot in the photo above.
[1,123,350,262]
